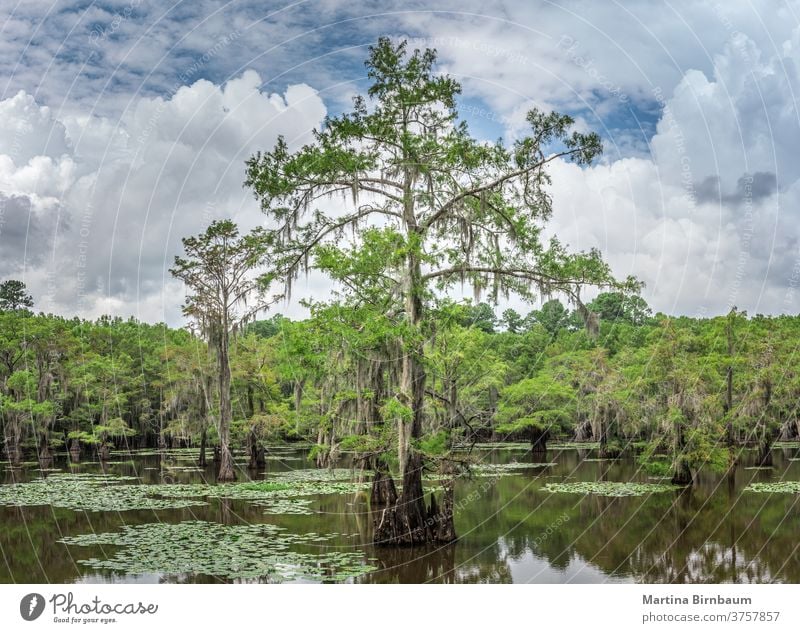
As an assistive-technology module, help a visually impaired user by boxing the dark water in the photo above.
[1,445,799,583]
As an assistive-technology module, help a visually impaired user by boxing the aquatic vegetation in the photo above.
[543,481,680,497]
[475,462,555,470]
[268,468,356,482]
[470,462,555,478]
[160,466,206,472]
[744,481,800,494]
[59,521,377,582]
[0,466,372,516]
[139,476,369,512]
[453,442,531,451]
[549,442,601,450]
[259,498,315,515]
[109,449,202,458]
[0,473,206,512]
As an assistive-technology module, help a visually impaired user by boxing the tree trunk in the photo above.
[371,464,398,506]
[670,423,692,485]
[757,440,773,467]
[488,385,498,417]
[293,379,304,434]
[99,443,111,461]
[247,431,265,469]
[198,428,207,467]
[6,424,22,466]
[445,377,458,428]
[8,442,22,467]
[531,428,548,454]
[596,409,608,455]
[247,430,257,469]
[38,433,53,466]
[575,418,592,442]
[69,440,81,463]
[671,460,693,486]
[372,247,456,546]
[216,327,236,482]
[670,413,692,485]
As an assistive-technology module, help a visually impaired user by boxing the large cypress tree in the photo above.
[246,39,630,544]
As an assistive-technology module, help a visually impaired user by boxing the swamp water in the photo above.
[1,443,799,583]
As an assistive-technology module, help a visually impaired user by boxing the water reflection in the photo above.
[1,445,799,583]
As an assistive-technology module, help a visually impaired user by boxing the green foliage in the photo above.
[0,279,33,311]
[530,299,571,336]
[382,398,413,423]
[496,365,577,438]
[588,292,652,326]
[417,430,450,457]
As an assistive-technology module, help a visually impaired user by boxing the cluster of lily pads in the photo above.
[0,468,371,514]
[471,462,556,478]
[549,442,601,450]
[542,481,681,497]
[744,481,800,494]
[59,520,377,582]
[453,442,531,451]
[0,473,207,512]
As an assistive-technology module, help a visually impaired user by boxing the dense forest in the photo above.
[2,40,798,557]
[2,277,796,503]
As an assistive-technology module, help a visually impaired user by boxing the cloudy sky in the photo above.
[1,0,799,325]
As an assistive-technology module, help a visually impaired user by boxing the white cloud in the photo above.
[544,28,800,317]
[0,71,326,324]
[3,2,800,323]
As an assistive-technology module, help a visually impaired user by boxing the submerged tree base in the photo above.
[373,488,457,546]
[671,463,693,486]
[373,459,456,546]
[371,469,398,506]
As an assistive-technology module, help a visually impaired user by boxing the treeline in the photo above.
[263,294,800,487]
[2,278,796,487]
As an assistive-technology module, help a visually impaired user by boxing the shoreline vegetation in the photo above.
[2,293,798,509]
